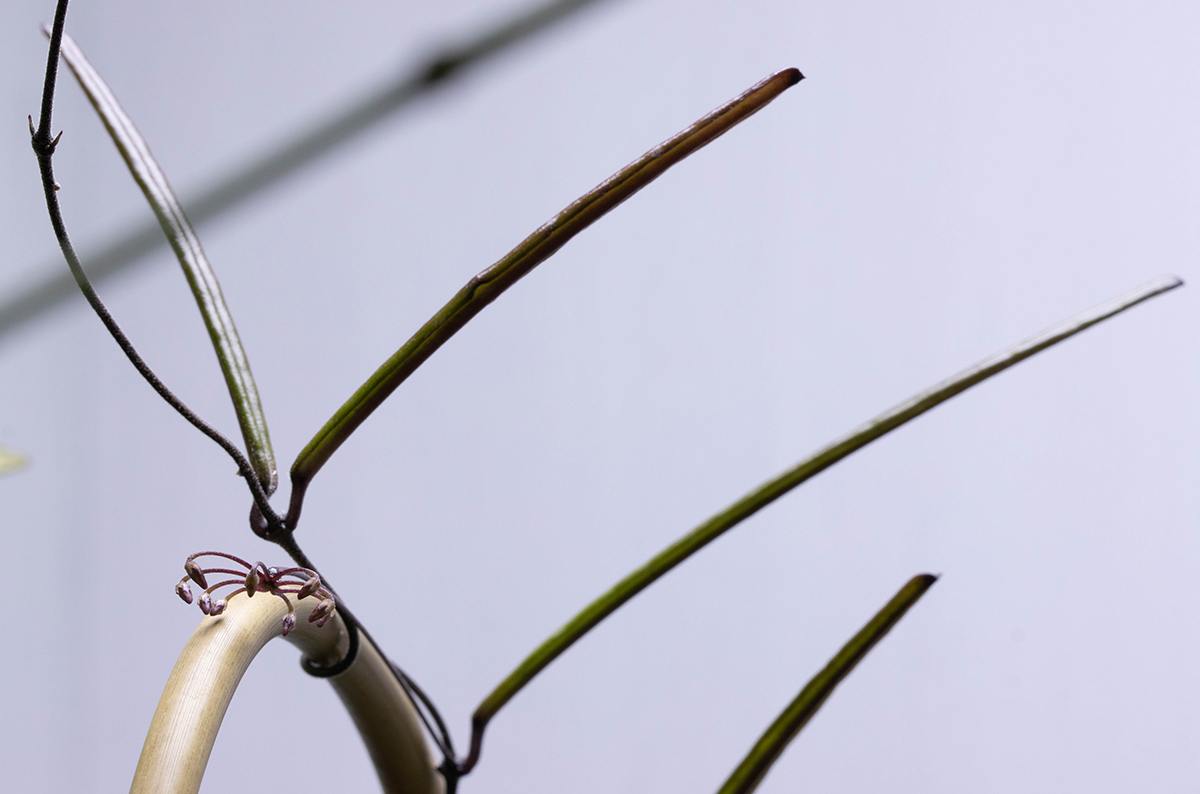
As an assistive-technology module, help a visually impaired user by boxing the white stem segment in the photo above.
[130,593,443,794]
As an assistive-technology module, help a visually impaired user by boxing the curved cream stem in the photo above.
[130,593,443,794]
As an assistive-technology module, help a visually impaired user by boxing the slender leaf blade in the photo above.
[288,68,804,521]
[716,574,937,794]
[56,32,277,493]
[464,275,1181,770]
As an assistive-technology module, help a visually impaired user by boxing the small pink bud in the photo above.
[296,576,321,600]
[209,598,227,616]
[175,580,194,604]
[198,592,213,615]
[315,615,329,628]
[244,568,260,596]
[184,560,208,588]
[281,613,296,636]
[308,599,334,623]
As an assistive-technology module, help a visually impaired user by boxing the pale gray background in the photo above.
[1,1,1197,792]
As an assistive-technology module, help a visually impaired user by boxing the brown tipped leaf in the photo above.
[288,68,804,526]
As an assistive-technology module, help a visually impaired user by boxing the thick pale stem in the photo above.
[130,594,442,794]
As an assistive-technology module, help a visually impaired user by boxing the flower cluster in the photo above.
[175,551,336,636]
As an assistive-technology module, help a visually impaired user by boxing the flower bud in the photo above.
[244,568,260,596]
[315,615,329,628]
[209,598,227,616]
[198,592,213,615]
[175,580,194,604]
[184,560,208,588]
[281,613,296,636]
[308,599,334,623]
[296,576,321,600]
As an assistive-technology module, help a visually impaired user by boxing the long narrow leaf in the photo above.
[0,0,618,341]
[716,574,937,794]
[57,32,277,493]
[288,68,804,524]
[464,274,1180,770]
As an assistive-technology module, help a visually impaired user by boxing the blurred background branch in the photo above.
[0,0,616,341]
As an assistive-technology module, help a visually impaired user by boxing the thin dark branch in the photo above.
[34,0,67,138]
[31,0,283,531]
[0,0,618,342]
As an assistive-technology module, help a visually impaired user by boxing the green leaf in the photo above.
[716,574,936,794]
[0,445,26,475]
[462,274,1181,770]
[288,68,804,524]
[56,32,277,494]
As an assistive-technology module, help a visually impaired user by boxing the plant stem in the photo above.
[130,593,441,794]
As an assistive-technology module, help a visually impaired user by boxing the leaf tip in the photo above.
[907,573,940,599]
[781,68,804,86]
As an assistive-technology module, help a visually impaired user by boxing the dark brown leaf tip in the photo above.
[911,573,940,591]
[780,68,804,86]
